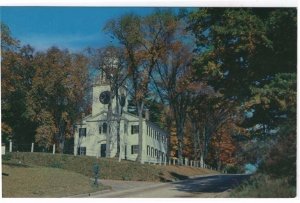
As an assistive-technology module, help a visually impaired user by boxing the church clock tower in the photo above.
[92,70,127,116]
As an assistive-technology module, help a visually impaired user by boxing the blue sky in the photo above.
[0,7,158,52]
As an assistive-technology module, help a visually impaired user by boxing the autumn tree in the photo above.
[136,10,195,164]
[104,10,178,163]
[1,23,37,148]
[27,47,89,152]
[88,45,128,160]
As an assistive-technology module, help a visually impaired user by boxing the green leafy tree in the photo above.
[188,8,296,100]
[188,8,296,174]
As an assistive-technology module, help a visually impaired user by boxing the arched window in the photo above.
[151,147,154,157]
[147,145,150,156]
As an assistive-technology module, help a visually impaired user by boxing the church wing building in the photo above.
[73,74,168,164]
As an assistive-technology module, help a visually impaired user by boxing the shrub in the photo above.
[2,153,12,161]
[48,161,63,168]
[224,164,242,174]
[230,174,296,198]
[259,130,296,185]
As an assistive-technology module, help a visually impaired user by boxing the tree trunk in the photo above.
[166,115,172,160]
[216,133,222,171]
[176,119,184,165]
[58,119,65,153]
[106,100,112,158]
[201,126,206,167]
[136,102,144,164]
[114,85,122,162]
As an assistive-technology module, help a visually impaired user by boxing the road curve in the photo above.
[90,174,250,198]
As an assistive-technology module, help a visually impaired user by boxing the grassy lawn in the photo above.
[2,163,108,197]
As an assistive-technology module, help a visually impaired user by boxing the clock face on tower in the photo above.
[99,91,111,104]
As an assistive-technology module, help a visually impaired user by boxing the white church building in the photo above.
[73,75,168,164]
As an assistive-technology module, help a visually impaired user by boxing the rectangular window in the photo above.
[99,125,102,134]
[79,128,86,137]
[131,145,139,154]
[77,147,86,155]
[131,125,139,134]
[102,123,107,133]
[124,123,128,134]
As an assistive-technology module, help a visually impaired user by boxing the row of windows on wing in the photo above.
[78,123,140,137]
[77,146,136,156]
[77,145,166,162]
[146,126,167,143]
[146,145,166,161]
[117,145,166,161]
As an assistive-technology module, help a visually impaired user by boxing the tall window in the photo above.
[131,145,139,154]
[79,128,86,137]
[99,125,102,134]
[147,145,150,156]
[102,123,107,133]
[131,125,139,134]
[124,123,128,133]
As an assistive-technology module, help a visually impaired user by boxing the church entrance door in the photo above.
[100,144,106,157]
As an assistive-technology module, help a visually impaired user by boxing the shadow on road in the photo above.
[171,174,250,193]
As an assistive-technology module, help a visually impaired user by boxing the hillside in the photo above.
[3,152,218,182]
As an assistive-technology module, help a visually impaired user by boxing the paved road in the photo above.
[88,174,250,198]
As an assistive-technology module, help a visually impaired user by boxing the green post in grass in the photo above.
[93,163,100,187]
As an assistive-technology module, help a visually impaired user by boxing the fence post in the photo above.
[53,144,55,154]
[31,143,34,152]
[9,140,12,152]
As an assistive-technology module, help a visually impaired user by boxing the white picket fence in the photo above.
[5,140,216,170]
[6,140,56,154]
